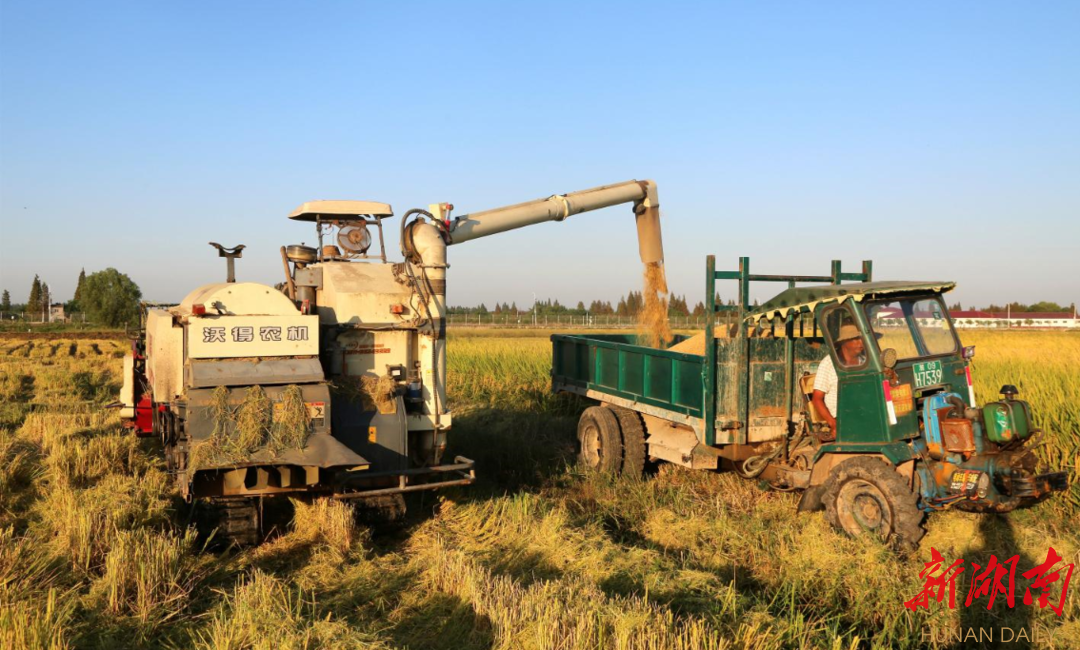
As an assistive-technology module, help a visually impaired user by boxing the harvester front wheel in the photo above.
[578,406,623,473]
[824,457,924,551]
[606,406,646,477]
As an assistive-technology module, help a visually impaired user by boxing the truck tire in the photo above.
[578,406,623,473]
[823,457,924,551]
[606,405,646,477]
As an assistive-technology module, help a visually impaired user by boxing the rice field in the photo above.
[0,329,1077,649]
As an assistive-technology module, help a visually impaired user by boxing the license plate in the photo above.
[912,360,943,389]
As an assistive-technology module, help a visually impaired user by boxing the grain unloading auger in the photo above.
[118,180,665,544]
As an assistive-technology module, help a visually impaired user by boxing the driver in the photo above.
[812,323,866,436]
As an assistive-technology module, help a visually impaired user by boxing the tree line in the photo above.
[448,293,742,317]
[947,301,1076,314]
[453,296,1078,319]
[2,268,142,327]
[4,270,1072,328]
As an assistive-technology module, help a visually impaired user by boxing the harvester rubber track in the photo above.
[197,497,261,548]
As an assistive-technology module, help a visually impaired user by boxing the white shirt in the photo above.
[813,354,838,416]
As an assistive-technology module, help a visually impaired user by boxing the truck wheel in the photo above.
[824,457,924,550]
[578,406,623,473]
[606,406,646,477]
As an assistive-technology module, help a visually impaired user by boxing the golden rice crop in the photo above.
[0,330,1076,648]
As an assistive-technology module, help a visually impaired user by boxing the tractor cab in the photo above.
[819,285,970,446]
[751,280,965,446]
[748,277,1065,533]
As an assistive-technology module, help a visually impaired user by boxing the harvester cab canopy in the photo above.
[746,281,956,323]
[288,200,394,221]
[287,200,393,263]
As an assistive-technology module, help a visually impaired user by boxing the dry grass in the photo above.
[92,527,206,626]
[192,384,313,471]
[0,330,1076,649]
[332,374,398,414]
[191,570,388,650]
[0,587,76,650]
[289,497,362,554]
[234,385,272,453]
[274,384,313,449]
[33,472,172,573]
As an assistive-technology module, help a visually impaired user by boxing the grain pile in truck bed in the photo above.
[667,324,777,354]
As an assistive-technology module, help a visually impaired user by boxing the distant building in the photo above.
[949,310,1079,329]
[49,303,65,322]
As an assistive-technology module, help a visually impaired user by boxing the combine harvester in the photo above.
[118,180,664,544]
[553,258,1069,549]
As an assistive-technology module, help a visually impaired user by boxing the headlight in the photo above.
[977,472,991,499]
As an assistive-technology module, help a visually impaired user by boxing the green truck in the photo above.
[551,256,1067,549]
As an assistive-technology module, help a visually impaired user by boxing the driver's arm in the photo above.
[811,389,837,431]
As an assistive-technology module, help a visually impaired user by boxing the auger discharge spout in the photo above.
[445,179,664,265]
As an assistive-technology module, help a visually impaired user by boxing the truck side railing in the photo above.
[702,256,873,446]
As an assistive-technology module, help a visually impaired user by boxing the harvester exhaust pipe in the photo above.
[446,180,664,264]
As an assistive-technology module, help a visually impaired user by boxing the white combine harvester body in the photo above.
[117,180,663,544]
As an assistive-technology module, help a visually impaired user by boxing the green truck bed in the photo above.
[550,333,826,445]
[551,334,705,418]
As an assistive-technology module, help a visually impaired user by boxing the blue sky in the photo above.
[2,1,1078,310]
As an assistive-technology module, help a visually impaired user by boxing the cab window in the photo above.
[864,297,958,359]
[912,298,957,355]
[822,303,869,369]
[865,301,919,358]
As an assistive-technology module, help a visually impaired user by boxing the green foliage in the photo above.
[27,275,43,314]
[73,269,86,303]
[668,293,690,316]
[588,299,614,315]
[983,300,1072,313]
[452,293,692,318]
[1,290,10,312]
[80,268,142,328]
[67,269,87,313]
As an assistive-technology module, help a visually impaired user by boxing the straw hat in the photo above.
[836,324,862,342]
[836,323,882,342]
